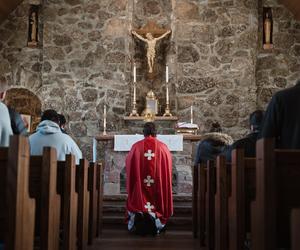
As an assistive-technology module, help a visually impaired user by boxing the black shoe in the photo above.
[134,213,147,236]
[158,225,167,234]
[144,213,158,236]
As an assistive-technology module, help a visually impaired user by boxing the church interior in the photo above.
[0,0,300,249]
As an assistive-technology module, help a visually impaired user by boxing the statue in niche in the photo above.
[28,8,38,47]
[263,8,273,49]
[132,21,171,73]
[264,12,271,44]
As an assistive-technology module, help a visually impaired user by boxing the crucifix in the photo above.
[132,21,171,74]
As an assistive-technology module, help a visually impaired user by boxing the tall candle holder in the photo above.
[163,82,172,117]
[163,65,172,117]
[130,82,139,116]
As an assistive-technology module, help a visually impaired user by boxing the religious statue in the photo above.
[28,10,38,47]
[132,29,171,73]
[264,12,271,44]
[263,9,273,49]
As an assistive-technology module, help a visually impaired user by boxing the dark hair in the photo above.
[41,109,60,124]
[143,122,157,137]
[249,110,264,131]
[209,122,222,133]
[58,114,66,126]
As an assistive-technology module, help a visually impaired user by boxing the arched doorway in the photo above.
[5,88,42,133]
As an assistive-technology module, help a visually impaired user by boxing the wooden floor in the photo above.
[87,229,204,250]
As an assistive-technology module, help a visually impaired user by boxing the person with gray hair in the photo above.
[0,76,13,146]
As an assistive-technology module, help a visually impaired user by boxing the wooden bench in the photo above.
[214,156,230,250]
[291,208,300,250]
[228,148,255,250]
[0,135,36,250]
[251,138,300,250]
[192,160,217,249]
[29,147,61,250]
[193,151,256,250]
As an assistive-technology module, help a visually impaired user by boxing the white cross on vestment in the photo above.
[144,150,155,160]
[144,202,154,212]
[144,175,154,187]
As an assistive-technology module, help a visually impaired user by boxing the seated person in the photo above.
[126,122,173,236]
[225,110,264,162]
[29,109,82,164]
[8,107,28,136]
[261,79,300,149]
[58,113,68,134]
[0,76,13,147]
[194,122,233,166]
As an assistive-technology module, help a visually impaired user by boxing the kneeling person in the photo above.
[126,122,173,235]
[29,109,82,164]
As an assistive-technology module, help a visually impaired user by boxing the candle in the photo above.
[166,65,169,83]
[103,104,107,132]
[133,63,136,83]
[166,83,169,104]
[133,83,136,103]
[191,105,193,124]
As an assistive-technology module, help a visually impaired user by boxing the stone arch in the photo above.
[5,88,42,132]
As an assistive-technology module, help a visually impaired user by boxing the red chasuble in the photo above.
[126,136,173,224]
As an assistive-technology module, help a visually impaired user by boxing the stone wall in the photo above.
[256,0,300,109]
[174,0,258,140]
[0,0,299,194]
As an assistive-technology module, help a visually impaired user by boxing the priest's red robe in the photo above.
[126,136,173,224]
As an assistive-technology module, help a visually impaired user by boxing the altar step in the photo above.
[102,195,193,231]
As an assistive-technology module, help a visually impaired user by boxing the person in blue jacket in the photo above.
[29,109,82,164]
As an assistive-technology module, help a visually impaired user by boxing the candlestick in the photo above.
[133,83,136,103]
[133,63,136,83]
[166,65,169,83]
[130,82,139,116]
[103,104,107,135]
[191,105,193,124]
[166,83,169,104]
[163,80,172,117]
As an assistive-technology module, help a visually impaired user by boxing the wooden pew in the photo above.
[228,148,255,250]
[214,156,229,250]
[57,155,78,250]
[251,138,300,250]
[0,135,36,250]
[198,165,206,246]
[31,151,91,250]
[29,148,61,250]
[76,159,90,250]
[291,208,300,250]
[88,162,98,245]
[192,165,199,239]
[96,162,104,237]
[196,161,215,249]
[205,160,216,250]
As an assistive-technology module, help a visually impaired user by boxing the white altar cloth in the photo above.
[114,134,183,151]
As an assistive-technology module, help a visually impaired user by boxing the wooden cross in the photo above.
[132,20,169,38]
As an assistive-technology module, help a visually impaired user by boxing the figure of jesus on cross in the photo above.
[131,21,171,73]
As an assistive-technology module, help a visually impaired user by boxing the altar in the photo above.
[94,134,202,195]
